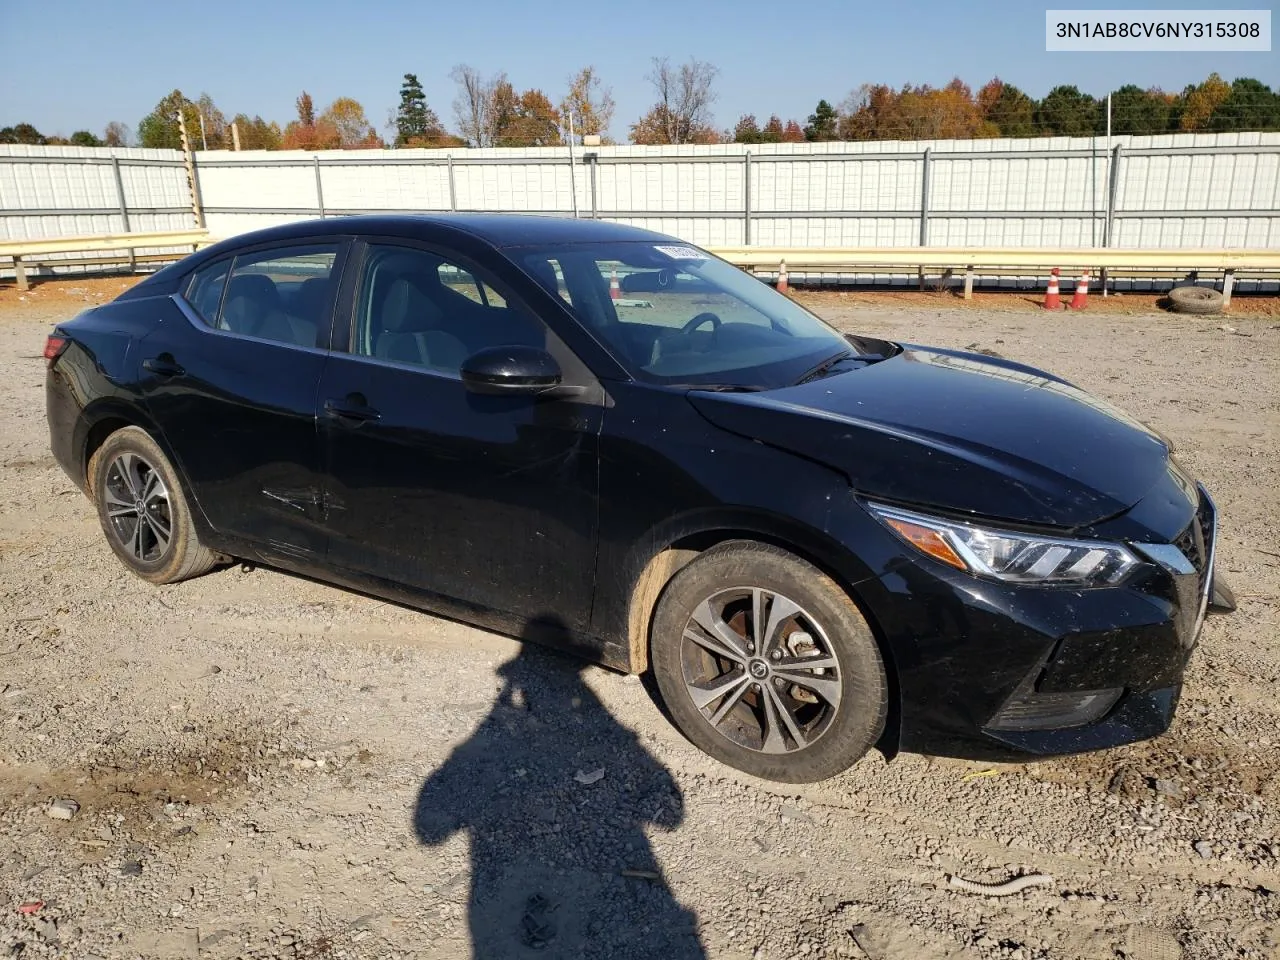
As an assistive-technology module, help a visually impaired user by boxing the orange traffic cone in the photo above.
[777,259,789,295]
[1042,268,1061,310]
[609,268,621,300]
[1068,271,1089,310]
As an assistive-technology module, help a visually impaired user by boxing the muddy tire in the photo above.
[650,540,887,783]
[87,426,219,584]
[1168,285,1225,315]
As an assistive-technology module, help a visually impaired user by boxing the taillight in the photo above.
[43,334,69,367]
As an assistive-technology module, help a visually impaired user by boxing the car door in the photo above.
[138,240,348,560]
[317,240,604,629]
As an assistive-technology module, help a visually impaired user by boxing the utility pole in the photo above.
[176,109,205,227]
[1103,92,1113,293]
[567,110,579,219]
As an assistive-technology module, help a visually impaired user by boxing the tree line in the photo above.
[3,66,1278,150]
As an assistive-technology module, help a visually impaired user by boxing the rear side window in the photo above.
[184,259,230,325]
[183,245,339,348]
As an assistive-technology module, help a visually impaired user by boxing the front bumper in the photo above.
[856,488,1224,762]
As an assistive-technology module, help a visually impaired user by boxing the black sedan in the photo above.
[45,215,1234,783]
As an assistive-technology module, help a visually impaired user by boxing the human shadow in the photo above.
[413,619,707,959]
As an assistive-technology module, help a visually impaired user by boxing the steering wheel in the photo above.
[681,312,722,337]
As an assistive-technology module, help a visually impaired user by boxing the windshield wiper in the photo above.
[793,350,852,385]
[681,383,763,393]
[793,350,887,385]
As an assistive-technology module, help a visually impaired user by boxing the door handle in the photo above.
[142,356,185,377]
[323,397,381,423]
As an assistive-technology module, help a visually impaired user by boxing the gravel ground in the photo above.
[1,287,1278,960]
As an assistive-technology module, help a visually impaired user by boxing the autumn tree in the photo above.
[135,90,227,150]
[282,91,340,150]
[297,92,316,127]
[732,114,763,144]
[510,89,563,146]
[487,78,519,146]
[1176,73,1230,130]
[781,119,805,142]
[891,79,991,139]
[1207,77,1280,131]
[231,114,283,150]
[0,123,46,144]
[103,121,132,147]
[804,100,839,141]
[137,90,205,149]
[319,97,380,148]
[977,79,1037,137]
[560,66,615,141]
[837,84,894,139]
[762,115,790,142]
[630,57,719,144]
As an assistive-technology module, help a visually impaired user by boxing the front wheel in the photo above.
[650,541,888,783]
[88,426,219,584]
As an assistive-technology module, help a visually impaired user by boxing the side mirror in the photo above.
[460,345,562,396]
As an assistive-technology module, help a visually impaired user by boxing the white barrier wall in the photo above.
[3,134,1279,259]
[0,145,193,238]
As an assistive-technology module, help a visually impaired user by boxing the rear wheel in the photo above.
[650,541,887,783]
[88,426,219,584]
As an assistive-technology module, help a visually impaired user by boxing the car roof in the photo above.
[214,214,674,249]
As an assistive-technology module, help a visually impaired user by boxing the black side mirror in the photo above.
[460,345,562,396]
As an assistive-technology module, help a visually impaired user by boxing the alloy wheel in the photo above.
[679,587,842,754]
[102,452,172,563]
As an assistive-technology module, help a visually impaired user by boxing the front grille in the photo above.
[1191,490,1217,636]
[1173,490,1214,588]
[1173,511,1205,573]
[1173,487,1218,646]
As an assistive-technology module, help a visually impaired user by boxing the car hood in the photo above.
[688,344,1171,528]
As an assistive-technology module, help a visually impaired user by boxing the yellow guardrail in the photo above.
[0,230,214,291]
[708,246,1280,304]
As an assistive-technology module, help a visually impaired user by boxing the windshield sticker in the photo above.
[653,245,709,260]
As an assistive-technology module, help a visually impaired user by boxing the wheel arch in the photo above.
[76,401,213,538]
[621,510,901,751]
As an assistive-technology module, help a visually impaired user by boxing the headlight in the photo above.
[867,502,1139,586]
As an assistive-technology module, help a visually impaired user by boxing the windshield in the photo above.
[513,241,857,389]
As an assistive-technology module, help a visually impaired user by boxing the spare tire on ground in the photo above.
[1168,285,1225,315]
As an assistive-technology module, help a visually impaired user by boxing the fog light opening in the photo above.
[987,687,1123,732]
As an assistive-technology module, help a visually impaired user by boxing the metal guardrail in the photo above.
[0,229,213,290]
[707,246,1280,304]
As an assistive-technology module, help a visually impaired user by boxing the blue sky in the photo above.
[2,0,1276,139]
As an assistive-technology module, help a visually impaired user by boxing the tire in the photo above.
[650,541,888,783]
[1168,285,1225,315]
[87,425,219,584]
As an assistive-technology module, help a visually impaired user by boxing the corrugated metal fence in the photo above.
[2,132,1278,276]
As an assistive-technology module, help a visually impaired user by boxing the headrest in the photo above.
[225,273,279,309]
[382,275,443,333]
[296,277,330,317]
[526,258,560,295]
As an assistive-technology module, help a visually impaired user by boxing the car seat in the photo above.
[374,275,470,373]
[221,274,298,344]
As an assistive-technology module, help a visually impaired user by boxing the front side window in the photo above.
[354,244,544,375]
[517,242,855,389]
[208,245,339,348]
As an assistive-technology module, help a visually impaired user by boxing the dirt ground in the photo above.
[1,281,1278,960]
